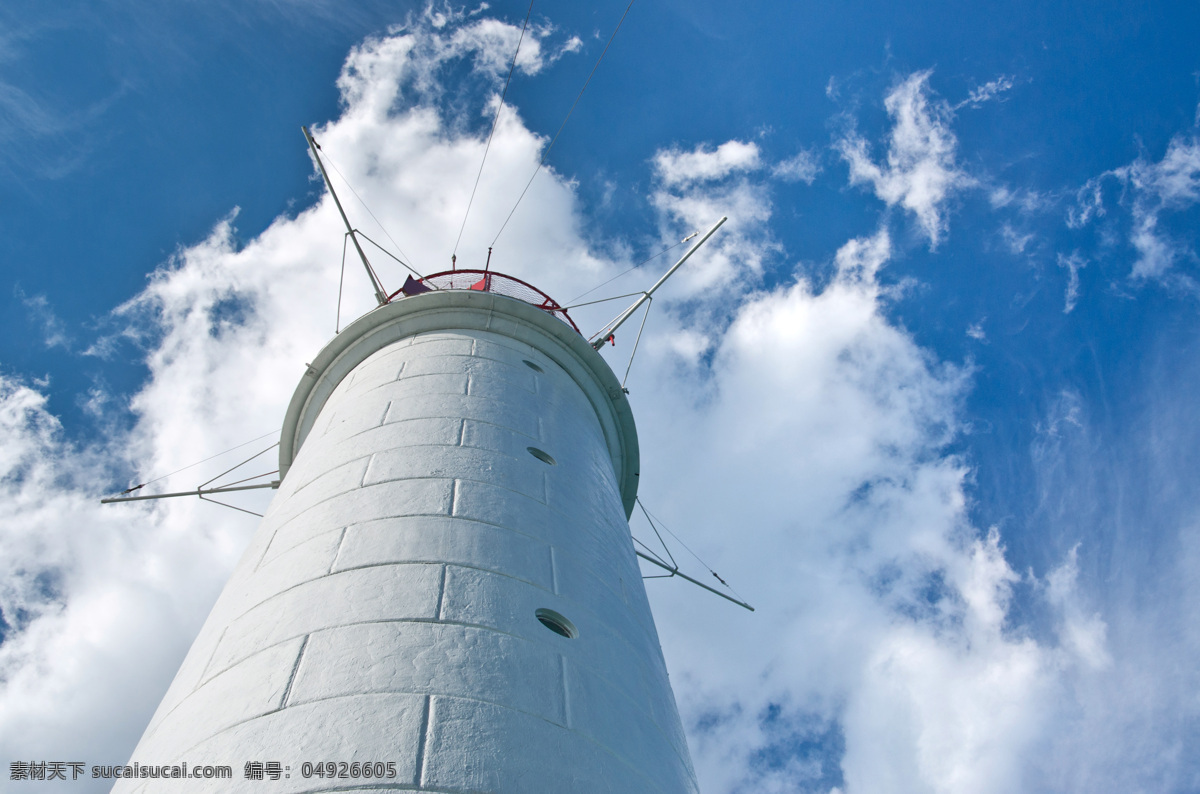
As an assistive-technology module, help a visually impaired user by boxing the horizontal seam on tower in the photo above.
[151,631,308,738]
[166,689,432,767]
[266,476,456,533]
[218,561,444,627]
[284,692,669,793]
[285,470,539,508]
[343,414,539,445]
[168,626,679,786]
[365,472,542,503]
[223,558,550,631]
[332,559,548,591]
[283,442,543,507]
[285,455,372,498]
[257,506,455,568]
[202,617,549,685]
[205,604,663,711]
[335,512,554,550]
[363,374,537,400]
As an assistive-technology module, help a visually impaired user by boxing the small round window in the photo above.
[527,447,556,465]
[536,608,577,639]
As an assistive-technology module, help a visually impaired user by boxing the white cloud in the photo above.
[1000,222,1034,255]
[1022,375,1200,792]
[654,140,762,188]
[826,76,839,100]
[1067,178,1105,229]
[449,17,548,76]
[990,187,1014,208]
[1058,251,1087,313]
[16,290,71,350]
[1070,130,1200,282]
[1044,546,1111,671]
[955,75,1015,110]
[650,142,778,299]
[772,149,822,184]
[336,6,573,126]
[558,34,583,56]
[991,186,1050,214]
[0,374,241,769]
[1116,134,1200,280]
[629,222,1083,792]
[837,71,973,248]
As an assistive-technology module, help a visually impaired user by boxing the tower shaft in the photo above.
[117,291,697,792]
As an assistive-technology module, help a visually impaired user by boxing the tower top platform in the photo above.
[279,288,640,517]
[390,269,580,333]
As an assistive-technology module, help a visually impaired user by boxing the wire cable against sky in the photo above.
[562,291,645,310]
[630,498,754,610]
[199,442,279,491]
[103,439,282,515]
[113,429,280,496]
[356,230,422,278]
[452,0,535,260]
[336,233,350,332]
[303,127,388,305]
[321,150,421,275]
[637,497,677,570]
[588,216,725,350]
[490,0,637,248]
[639,498,750,605]
[621,297,652,388]
[566,234,694,305]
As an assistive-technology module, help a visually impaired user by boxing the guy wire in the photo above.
[453,0,536,260]
[490,0,637,248]
[321,150,420,274]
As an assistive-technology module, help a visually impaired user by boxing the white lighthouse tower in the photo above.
[114,277,700,791]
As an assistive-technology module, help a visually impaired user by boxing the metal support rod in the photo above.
[101,482,280,504]
[302,126,388,306]
[635,550,755,611]
[622,296,652,388]
[591,216,727,349]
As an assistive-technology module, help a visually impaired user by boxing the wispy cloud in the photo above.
[837,70,973,248]
[1058,251,1087,312]
[1000,223,1035,255]
[15,289,71,350]
[1120,135,1200,280]
[1024,375,1200,792]
[772,149,822,184]
[648,140,778,303]
[1069,129,1200,283]
[955,75,1016,110]
[654,140,762,188]
[0,6,132,183]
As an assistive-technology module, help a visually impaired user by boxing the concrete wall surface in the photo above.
[115,294,698,793]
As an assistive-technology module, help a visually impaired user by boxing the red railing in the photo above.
[388,270,580,333]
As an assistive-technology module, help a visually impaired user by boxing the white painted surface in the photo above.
[116,293,697,793]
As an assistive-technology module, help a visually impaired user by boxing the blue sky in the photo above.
[3,1,1200,791]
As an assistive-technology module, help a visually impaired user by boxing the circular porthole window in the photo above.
[536,608,577,639]
[523,359,544,373]
[527,446,556,465]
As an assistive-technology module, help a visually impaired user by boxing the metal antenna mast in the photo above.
[590,216,727,350]
[302,126,388,306]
